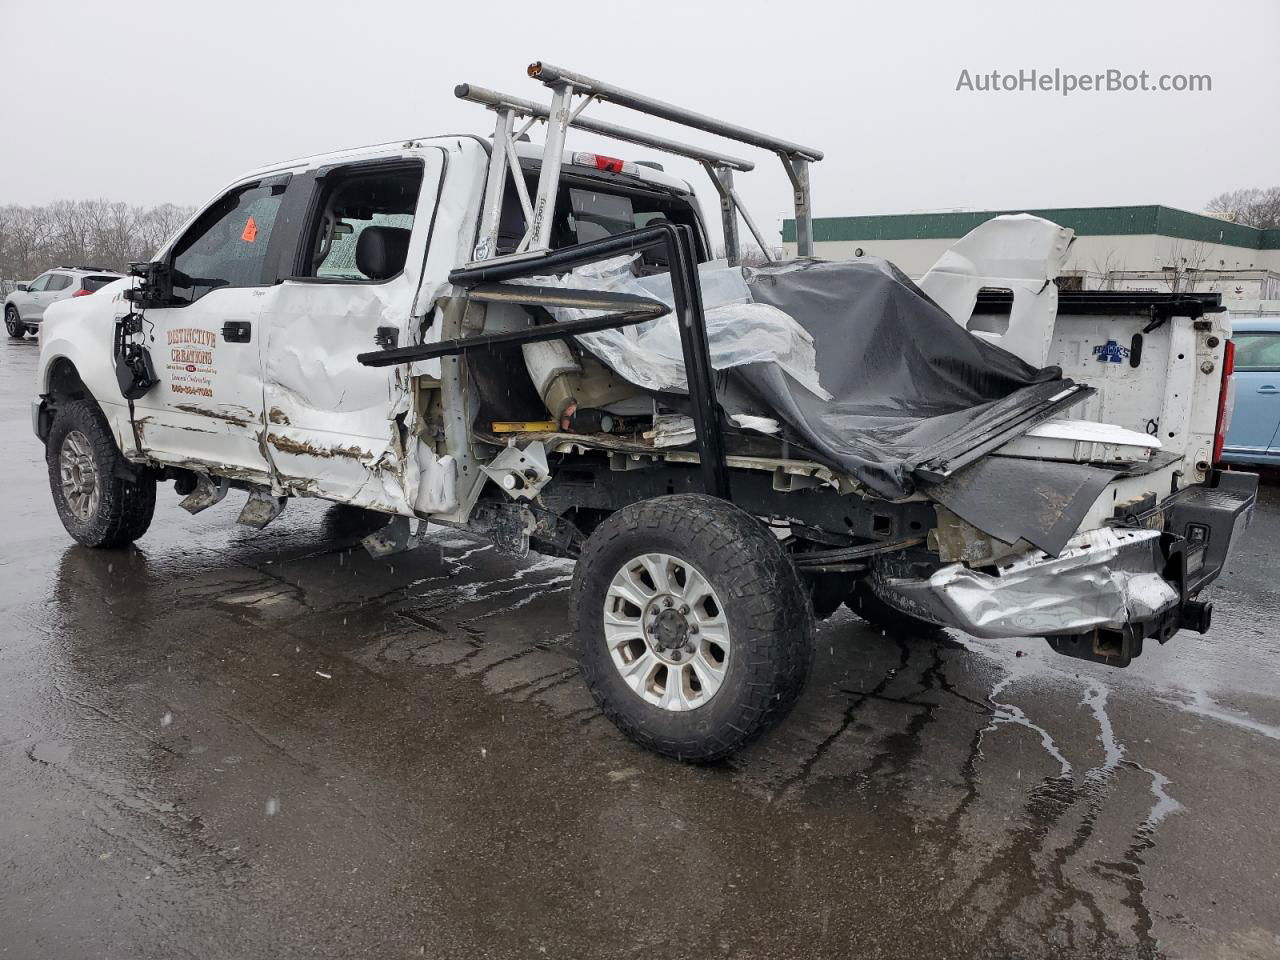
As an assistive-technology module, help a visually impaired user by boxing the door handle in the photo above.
[221,321,252,344]
[1258,385,1278,395]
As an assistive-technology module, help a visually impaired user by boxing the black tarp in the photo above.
[727,258,1079,502]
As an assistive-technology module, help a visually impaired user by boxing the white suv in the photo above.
[5,267,124,338]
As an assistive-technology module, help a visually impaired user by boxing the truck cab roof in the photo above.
[237,135,697,196]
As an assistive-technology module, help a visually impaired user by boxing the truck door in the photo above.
[256,151,445,511]
[19,273,53,321]
[35,272,74,320]
[129,175,293,480]
[1224,328,1280,463]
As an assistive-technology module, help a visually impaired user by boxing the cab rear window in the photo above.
[494,170,705,267]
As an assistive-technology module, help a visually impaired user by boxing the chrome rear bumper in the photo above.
[877,470,1258,654]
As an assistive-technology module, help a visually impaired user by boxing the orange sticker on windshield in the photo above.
[241,216,258,243]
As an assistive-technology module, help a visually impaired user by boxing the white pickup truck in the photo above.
[33,63,1257,762]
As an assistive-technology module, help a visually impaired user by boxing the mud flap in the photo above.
[237,490,288,529]
[180,475,230,515]
[362,516,415,558]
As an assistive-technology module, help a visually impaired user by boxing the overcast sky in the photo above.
[3,0,1278,247]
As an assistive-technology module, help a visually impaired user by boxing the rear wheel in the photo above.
[573,495,813,762]
[5,306,24,339]
[46,399,155,548]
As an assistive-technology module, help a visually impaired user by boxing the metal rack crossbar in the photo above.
[456,60,823,267]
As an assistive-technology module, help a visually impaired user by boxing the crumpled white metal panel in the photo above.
[879,527,1179,639]
[919,214,1074,368]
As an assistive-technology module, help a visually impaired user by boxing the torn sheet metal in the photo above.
[256,146,456,515]
[929,455,1116,557]
[992,418,1161,463]
[917,214,1073,368]
[877,527,1178,639]
[481,442,551,499]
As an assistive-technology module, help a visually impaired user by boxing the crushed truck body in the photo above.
[32,60,1257,762]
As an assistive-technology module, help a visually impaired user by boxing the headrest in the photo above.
[355,226,411,281]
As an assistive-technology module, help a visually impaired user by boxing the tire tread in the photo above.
[572,494,813,763]
[46,399,156,548]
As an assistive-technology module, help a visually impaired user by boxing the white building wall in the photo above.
[786,232,1280,282]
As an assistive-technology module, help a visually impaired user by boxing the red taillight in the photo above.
[571,151,626,174]
[72,287,93,297]
[1212,339,1236,465]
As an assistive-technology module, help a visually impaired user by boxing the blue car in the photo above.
[1222,318,1280,467]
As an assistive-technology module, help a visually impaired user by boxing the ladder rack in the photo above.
[456,60,823,267]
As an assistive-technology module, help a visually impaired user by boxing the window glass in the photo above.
[82,276,118,292]
[171,181,287,303]
[306,166,422,281]
[1234,333,1280,372]
[47,274,73,291]
[27,275,52,292]
[568,189,635,243]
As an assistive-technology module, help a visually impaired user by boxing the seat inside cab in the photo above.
[472,167,707,434]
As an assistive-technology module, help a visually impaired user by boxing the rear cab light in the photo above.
[1212,339,1236,465]
[570,151,636,176]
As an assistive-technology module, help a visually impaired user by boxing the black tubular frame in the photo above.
[357,222,731,499]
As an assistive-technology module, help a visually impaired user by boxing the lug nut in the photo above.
[689,624,699,634]
[663,597,673,608]
[684,643,695,654]
[679,605,689,615]
[671,651,682,661]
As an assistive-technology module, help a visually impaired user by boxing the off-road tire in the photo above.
[46,399,156,548]
[5,306,24,339]
[846,579,943,637]
[572,494,814,762]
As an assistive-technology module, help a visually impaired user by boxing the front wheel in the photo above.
[46,399,156,548]
[5,305,25,339]
[572,495,814,762]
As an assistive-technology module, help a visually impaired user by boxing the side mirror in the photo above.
[15,283,28,292]
[125,261,173,309]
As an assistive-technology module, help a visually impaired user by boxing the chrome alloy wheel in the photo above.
[603,552,731,712]
[59,430,100,522]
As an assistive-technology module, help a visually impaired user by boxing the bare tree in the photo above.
[711,243,783,266]
[1160,239,1211,293]
[1090,249,1125,290]
[1205,186,1280,229]
[0,200,196,281]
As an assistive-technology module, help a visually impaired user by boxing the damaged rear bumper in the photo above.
[876,470,1258,662]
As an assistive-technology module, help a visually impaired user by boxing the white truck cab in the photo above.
[33,63,1258,762]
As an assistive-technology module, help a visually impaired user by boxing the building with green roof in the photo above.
[781,204,1280,305]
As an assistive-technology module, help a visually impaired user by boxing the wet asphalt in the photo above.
[1,338,1278,960]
